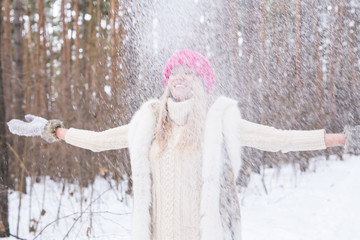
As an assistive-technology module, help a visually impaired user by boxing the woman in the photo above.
[7,50,357,240]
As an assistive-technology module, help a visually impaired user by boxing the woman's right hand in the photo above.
[55,128,68,141]
[7,114,48,137]
[7,114,65,143]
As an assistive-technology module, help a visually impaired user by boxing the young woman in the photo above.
[8,50,357,240]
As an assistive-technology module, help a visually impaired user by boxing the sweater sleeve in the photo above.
[237,118,326,153]
[64,124,129,152]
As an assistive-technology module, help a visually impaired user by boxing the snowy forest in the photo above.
[1,0,360,239]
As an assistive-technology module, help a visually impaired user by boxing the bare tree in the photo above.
[0,0,9,235]
[61,0,72,122]
[295,0,302,91]
[2,0,11,119]
[13,0,26,193]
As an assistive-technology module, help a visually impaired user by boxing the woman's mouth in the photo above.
[173,84,187,89]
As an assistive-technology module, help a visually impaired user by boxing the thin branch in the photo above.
[33,210,131,239]
[6,143,30,175]
[62,188,112,240]
[9,232,27,240]
[34,187,127,239]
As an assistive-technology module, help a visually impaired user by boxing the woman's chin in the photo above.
[171,90,191,101]
[173,94,191,102]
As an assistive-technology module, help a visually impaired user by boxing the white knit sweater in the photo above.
[148,98,202,240]
[64,98,327,240]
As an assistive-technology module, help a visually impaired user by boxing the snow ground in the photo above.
[6,154,360,240]
[241,154,360,240]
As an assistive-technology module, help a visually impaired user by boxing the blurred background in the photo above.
[0,0,359,238]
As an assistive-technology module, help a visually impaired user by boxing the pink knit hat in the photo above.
[163,50,216,94]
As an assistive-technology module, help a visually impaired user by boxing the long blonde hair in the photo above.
[154,79,213,156]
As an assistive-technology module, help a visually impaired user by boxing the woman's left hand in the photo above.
[344,126,360,154]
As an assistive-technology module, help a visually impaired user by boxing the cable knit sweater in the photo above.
[64,98,326,240]
[148,98,202,239]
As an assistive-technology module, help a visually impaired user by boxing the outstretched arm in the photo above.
[59,125,129,152]
[237,116,349,153]
[7,115,129,152]
[236,117,328,153]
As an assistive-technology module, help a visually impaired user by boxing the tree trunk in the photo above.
[61,0,72,122]
[35,0,46,115]
[295,0,302,91]
[13,0,26,193]
[3,0,11,118]
[240,0,262,174]
[41,0,49,118]
[0,0,10,235]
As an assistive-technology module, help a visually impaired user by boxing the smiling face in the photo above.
[168,65,203,101]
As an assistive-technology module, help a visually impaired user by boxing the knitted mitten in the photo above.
[7,114,64,143]
[344,125,360,154]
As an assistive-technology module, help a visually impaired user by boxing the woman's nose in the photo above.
[173,72,185,81]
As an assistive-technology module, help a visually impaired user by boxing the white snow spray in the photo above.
[131,0,243,101]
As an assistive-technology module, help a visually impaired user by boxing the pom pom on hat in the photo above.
[163,50,216,94]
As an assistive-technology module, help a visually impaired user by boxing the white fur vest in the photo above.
[127,96,243,240]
